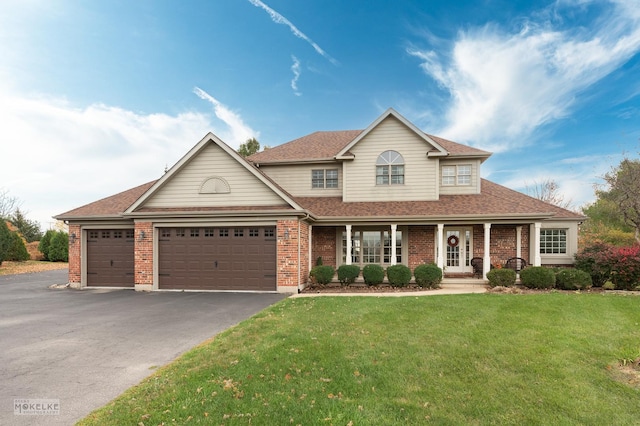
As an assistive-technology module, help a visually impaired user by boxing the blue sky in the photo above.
[1,0,639,229]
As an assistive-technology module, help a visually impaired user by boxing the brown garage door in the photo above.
[86,229,135,287]
[158,227,276,291]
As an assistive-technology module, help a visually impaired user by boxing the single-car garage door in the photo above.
[158,226,277,291]
[86,229,135,287]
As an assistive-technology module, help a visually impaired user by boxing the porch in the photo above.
[310,223,540,280]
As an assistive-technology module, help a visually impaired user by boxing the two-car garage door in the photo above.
[158,226,277,291]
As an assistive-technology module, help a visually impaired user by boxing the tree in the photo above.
[38,229,55,261]
[47,231,69,262]
[599,157,640,243]
[0,188,20,219]
[9,208,42,243]
[525,178,574,210]
[238,138,260,157]
[0,221,11,265]
[6,231,29,261]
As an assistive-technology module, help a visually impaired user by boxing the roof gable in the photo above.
[126,133,304,213]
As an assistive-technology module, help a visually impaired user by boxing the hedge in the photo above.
[386,264,412,287]
[413,263,442,288]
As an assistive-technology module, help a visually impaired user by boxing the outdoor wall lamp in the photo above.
[70,233,76,244]
[139,231,146,241]
[284,229,289,239]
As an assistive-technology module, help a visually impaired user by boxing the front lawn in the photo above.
[79,294,640,425]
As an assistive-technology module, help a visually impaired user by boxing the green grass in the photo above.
[78,294,640,425]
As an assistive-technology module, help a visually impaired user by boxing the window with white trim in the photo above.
[442,164,472,186]
[312,169,339,189]
[342,229,402,265]
[376,151,404,185]
[540,229,567,254]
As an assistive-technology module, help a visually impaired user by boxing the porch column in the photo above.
[390,224,397,266]
[483,223,491,280]
[436,223,444,269]
[516,226,522,258]
[533,222,542,266]
[345,224,352,265]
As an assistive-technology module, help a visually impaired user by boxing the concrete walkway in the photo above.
[292,281,488,297]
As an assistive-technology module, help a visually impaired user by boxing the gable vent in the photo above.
[199,177,231,194]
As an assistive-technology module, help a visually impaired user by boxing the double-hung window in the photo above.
[312,169,338,189]
[442,164,471,186]
[376,151,404,185]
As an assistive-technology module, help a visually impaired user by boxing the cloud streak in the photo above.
[408,0,640,152]
[193,87,259,146]
[290,55,302,96]
[247,0,339,65]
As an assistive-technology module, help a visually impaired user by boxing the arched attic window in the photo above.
[376,150,404,185]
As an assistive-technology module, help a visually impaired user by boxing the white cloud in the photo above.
[247,0,339,65]
[193,87,259,146]
[408,0,640,152]
[0,89,214,230]
[290,55,302,96]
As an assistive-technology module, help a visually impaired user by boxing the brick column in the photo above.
[277,219,300,293]
[67,224,81,288]
[134,222,153,291]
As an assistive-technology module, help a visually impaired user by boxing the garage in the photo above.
[158,226,277,291]
[86,229,135,287]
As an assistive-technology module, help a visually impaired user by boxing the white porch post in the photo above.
[533,222,542,266]
[436,223,444,270]
[345,224,352,265]
[390,224,397,266]
[483,223,491,280]
[516,226,522,259]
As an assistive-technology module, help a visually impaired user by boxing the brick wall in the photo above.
[299,222,310,285]
[68,224,81,285]
[312,226,337,268]
[134,222,153,286]
[408,225,435,269]
[277,219,300,290]
[473,225,530,266]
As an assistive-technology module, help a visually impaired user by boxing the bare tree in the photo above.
[525,178,574,210]
[0,188,20,219]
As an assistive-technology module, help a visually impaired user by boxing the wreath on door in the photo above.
[447,235,459,247]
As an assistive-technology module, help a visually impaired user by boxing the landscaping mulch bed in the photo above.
[0,260,68,276]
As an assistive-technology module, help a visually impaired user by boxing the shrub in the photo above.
[386,264,412,287]
[486,268,516,288]
[315,256,323,266]
[555,268,592,290]
[38,229,55,261]
[309,265,335,285]
[362,264,385,286]
[48,231,69,262]
[605,245,640,291]
[574,242,613,287]
[0,221,11,266]
[413,263,442,288]
[6,231,29,261]
[337,264,360,286]
[520,266,556,289]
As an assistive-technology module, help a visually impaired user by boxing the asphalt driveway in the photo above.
[0,270,286,425]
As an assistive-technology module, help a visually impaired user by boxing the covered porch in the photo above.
[310,222,544,280]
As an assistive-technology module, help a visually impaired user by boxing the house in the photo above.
[56,108,584,293]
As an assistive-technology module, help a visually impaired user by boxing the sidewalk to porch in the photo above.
[294,277,488,297]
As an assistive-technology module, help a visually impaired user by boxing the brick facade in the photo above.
[277,219,301,291]
[312,226,337,268]
[298,222,310,286]
[408,225,436,269]
[68,224,81,286]
[134,222,153,288]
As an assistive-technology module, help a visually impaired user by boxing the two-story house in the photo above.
[56,109,584,293]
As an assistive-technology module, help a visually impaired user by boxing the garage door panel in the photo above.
[87,229,135,287]
[159,226,276,291]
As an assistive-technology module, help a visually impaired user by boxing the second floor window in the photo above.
[442,164,471,186]
[376,150,404,185]
[312,169,338,188]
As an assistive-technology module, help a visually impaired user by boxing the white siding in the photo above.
[143,143,286,208]
[259,163,342,197]
[438,159,481,195]
[344,116,438,202]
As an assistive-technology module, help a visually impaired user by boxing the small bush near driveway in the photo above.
[337,264,360,286]
[309,265,335,285]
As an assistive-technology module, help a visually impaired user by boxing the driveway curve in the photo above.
[0,270,286,425]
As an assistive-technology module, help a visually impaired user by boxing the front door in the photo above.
[445,228,472,273]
